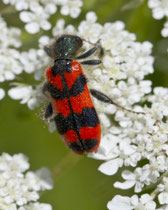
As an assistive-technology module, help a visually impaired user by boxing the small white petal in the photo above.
[27,98,37,110]
[35,167,53,190]
[5,71,15,80]
[25,22,40,34]
[122,170,135,180]
[20,11,34,23]
[114,180,135,189]
[45,4,57,15]
[39,36,50,47]
[0,88,5,100]
[8,86,32,101]
[98,158,123,175]
[153,8,164,19]
[107,195,133,210]
[86,11,97,22]
[158,192,168,205]
[40,21,51,31]
[60,6,69,16]
[162,28,168,37]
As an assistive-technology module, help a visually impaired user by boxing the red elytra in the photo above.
[45,60,101,154]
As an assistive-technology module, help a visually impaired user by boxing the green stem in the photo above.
[150,171,168,199]
[151,188,159,199]
[52,152,82,181]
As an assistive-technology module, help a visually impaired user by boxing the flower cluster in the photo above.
[1,0,168,208]
[78,12,168,210]
[8,85,45,110]
[0,15,22,79]
[0,15,48,107]
[2,0,83,34]
[8,12,154,110]
[0,15,21,101]
[0,153,53,210]
[148,0,168,37]
[107,194,157,210]
[6,38,51,109]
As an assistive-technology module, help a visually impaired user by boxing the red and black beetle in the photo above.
[43,35,122,154]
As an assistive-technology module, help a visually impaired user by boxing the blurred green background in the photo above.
[0,0,168,209]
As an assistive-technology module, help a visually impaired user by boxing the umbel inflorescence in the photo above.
[148,0,168,37]
[0,153,53,210]
[0,0,168,209]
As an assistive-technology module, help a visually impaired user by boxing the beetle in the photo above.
[43,35,132,154]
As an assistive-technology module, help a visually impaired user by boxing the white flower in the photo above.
[161,20,168,37]
[20,3,51,34]
[147,87,168,120]
[78,11,102,43]
[0,153,53,209]
[107,194,156,210]
[41,0,58,15]
[148,0,168,19]
[148,0,168,37]
[113,156,166,193]
[3,0,82,35]
[0,88,5,100]
[147,87,168,118]
[98,158,123,175]
[13,0,36,11]
[3,9,168,210]
[0,16,21,49]
[114,168,146,192]
[25,167,53,191]
[19,36,51,80]
[18,202,52,210]
[60,0,83,18]
[59,14,167,210]
[0,153,29,172]
[8,85,45,110]
[158,177,168,205]
[0,48,23,82]
[52,19,76,36]
[3,0,83,19]
[0,17,23,82]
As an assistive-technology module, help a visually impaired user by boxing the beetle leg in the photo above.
[45,102,53,120]
[76,42,104,59]
[81,60,101,65]
[76,42,103,65]
[90,89,144,114]
[42,81,50,94]
[98,44,104,57]
[76,47,98,59]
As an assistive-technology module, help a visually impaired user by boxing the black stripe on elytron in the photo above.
[54,107,99,135]
[46,74,87,100]
[61,73,85,151]
[69,141,83,152]
[69,74,87,97]
[45,82,67,100]
[83,138,98,151]
[69,138,98,152]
